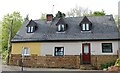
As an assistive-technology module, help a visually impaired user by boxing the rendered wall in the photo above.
[11,42,40,56]
[41,41,119,56]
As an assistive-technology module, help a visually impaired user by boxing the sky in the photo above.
[0,0,120,20]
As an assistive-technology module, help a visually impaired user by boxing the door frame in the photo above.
[82,43,91,64]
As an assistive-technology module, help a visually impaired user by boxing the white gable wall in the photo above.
[40,41,119,56]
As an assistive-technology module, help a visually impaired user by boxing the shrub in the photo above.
[115,59,120,66]
[100,61,115,70]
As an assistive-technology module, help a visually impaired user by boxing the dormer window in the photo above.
[82,23,90,31]
[27,26,34,33]
[57,24,65,32]
[80,16,92,31]
[26,19,38,33]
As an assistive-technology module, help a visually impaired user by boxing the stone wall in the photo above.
[10,54,117,69]
[91,55,117,69]
[10,54,80,69]
[118,49,120,59]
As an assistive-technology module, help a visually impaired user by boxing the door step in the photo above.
[80,64,96,70]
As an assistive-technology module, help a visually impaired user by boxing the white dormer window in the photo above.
[82,23,90,31]
[27,26,34,33]
[57,24,65,32]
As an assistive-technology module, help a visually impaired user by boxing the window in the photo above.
[22,47,30,56]
[54,47,64,56]
[102,43,112,53]
[57,24,65,32]
[58,25,61,31]
[82,23,90,31]
[86,24,89,30]
[27,26,34,33]
[82,24,85,30]
[28,27,31,32]
[31,26,33,32]
[84,44,89,53]
[61,25,65,31]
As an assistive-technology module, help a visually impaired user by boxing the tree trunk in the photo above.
[6,20,13,65]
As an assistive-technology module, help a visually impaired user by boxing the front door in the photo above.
[82,43,91,64]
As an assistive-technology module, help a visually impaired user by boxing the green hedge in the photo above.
[100,61,115,70]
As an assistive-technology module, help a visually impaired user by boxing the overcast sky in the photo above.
[0,0,119,20]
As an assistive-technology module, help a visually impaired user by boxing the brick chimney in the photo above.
[46,14,53,23]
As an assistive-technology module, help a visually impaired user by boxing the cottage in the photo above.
[10,14,120,69]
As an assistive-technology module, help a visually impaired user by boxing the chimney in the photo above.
[46,14,53,23]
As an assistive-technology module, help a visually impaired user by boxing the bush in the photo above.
[100,61,115,70]
[115,59,120,66]
[2,50,8,64]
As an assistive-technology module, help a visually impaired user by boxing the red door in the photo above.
[82,43,91,64]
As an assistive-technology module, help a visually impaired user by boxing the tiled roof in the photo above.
[12,15,119,42]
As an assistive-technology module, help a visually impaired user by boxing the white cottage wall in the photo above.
[40,41,119,56]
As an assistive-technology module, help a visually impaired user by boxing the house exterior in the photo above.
[10,15,120,69]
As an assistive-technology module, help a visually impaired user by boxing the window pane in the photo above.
[62,25,64,31]
[31,26,33,32]
[61,48,63,51]
[28,27,31,32]
[102,43,112,53]
[86,24,89,30]
[82,24,85,30]
[55,47,64,56]
[22,47,30,56]
[84,45,89,53]
[58,25,61,31]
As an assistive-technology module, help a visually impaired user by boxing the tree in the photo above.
[66,6,106,17]
[66,6,91,17]
[116,15,120,32]
[24,14,29,20]
[55,11,66,18]
[92,10,106,16]
[1,11,23,64]
[40,13,46,19]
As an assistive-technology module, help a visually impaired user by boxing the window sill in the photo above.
[56,31,66,33]
[81,31,92,33]
[22,54,30,56]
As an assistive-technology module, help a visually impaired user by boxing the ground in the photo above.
[1,65,120,73]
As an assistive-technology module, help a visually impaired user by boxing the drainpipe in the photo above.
[80,53,82,64]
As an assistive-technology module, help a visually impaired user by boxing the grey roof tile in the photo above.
[12,15,119,42]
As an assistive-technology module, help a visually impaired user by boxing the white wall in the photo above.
[40,41,119,56]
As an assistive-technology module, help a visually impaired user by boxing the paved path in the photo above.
[1,65,120,73]
[2,65,101,71]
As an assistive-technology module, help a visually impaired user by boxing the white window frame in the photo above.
[54,47,64,56]
[82,24,86,30]
[22,47,30,56]
[58,25,61,31]
[28,27,31,32]
[27,26,34,33]
[82,23,90,31]
[61,25,65,31]
[31,26,34,32]
[57,24,65,32]
[86,23,89,30]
